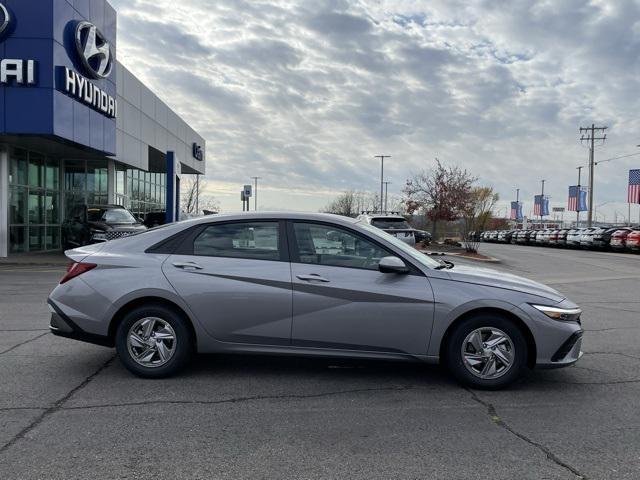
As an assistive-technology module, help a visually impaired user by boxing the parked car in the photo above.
[626,229,640,252]
[536,229,549,246]
[414,230,433,245]
[48,212,583,389]
[357,212,415,246]
[556,229,569,247]
[144,211,167,228]
[610,229,633,250]
[62,205,147,249]
[593,227,619,250]
[579,227,601,249]
[548,229,560,246]
[566,229,584,248]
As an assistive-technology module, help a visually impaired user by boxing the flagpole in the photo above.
[576,166,582,227]
[540,179,546,227]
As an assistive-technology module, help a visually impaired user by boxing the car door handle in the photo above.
[172,262,203,270]
[296,274,330,283]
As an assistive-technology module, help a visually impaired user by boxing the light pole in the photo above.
[374,155,391,213]
[250,176,261,211]
[383,181,391,213]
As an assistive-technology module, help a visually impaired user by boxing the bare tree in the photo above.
[323,191,384,217]
[403,159,477,238]
[462,187,499,252]
[181,176,220,215]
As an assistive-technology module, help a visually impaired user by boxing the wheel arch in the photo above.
[439,307,536,369]
[108,297,198,350]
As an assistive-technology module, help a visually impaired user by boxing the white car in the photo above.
[357,212,416,246]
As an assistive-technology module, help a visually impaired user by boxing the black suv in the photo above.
[62,205,147,248]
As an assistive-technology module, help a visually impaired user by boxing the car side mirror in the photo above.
[378,256,409,274]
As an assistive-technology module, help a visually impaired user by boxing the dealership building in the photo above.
[0,0,206,257]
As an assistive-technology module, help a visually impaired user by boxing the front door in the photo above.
[163,220,292,345]
[288,221,435,355]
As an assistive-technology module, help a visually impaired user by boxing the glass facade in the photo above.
[63,159,109,219]
[9,148,61,253]
[5,149,168,254]
[127,169,165,219]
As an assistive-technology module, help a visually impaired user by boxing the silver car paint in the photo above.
[49,212,582,368]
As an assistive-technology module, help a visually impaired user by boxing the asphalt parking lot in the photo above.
[1,245,639,479]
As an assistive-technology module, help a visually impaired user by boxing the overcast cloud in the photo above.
[111,0,640,220]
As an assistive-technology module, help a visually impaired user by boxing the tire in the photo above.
[444,314,528,390]
[115,304,194,378]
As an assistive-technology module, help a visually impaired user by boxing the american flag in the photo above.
[629,169,640,204]
[568,186,588,212]
[534,195,549,217]
[510,201,522,221]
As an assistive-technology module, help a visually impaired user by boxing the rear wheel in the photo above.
[115,304,193,378]
[445,314,528,389]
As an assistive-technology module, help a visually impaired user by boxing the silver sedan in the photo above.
[48,212,583,389]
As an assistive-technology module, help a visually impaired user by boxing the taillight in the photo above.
[60,262,97,284]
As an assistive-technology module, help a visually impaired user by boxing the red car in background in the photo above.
[610,229,633,250]
[626,230,640,252]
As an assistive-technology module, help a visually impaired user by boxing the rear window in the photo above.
[193,222,281,261]
[371,218,411,230]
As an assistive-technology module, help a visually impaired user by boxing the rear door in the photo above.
[288,221,434,355]
[163,220,293,345]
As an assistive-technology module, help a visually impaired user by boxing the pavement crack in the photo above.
[0,332,49,356]
[0,355,116,456]
[466,388,587,479]
[61,385,414,412]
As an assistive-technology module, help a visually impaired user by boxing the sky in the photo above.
[110,0,640,223]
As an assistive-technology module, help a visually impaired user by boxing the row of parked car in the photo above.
[478,226,640,252]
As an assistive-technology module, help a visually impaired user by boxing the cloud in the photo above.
[109,0,640,218]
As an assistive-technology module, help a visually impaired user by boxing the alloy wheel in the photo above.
[127,317,177,368]
[461,327,515,380]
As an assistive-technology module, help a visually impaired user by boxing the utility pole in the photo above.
[580,124,607,227]
[383,181,391,213]
[576,166,583,227]
[374,155,391,213]
[250,176,261,211]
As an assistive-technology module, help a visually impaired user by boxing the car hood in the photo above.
[88,221,147,232]
[447,265,565,302]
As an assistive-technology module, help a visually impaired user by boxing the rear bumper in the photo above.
[48,300,113,347]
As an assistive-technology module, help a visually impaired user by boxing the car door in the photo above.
[288,221,435,355]
[163,220,293,345]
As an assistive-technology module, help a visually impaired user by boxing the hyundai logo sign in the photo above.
[0,3,9,36]
[75,21,114,79]
[193,143,204,161]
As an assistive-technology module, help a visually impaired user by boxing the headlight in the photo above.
[531,304,582,322]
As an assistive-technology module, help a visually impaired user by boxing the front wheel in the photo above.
[445,315,528,390]
[115,304,194,378]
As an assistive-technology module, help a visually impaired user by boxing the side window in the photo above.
[293,223,389,270]
[193,222,281,261]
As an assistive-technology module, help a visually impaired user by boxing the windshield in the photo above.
[357,221,442,269]
[87,208,138,224]
[371,218,411,230]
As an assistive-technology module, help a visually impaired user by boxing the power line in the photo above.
[595,151,640,165]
